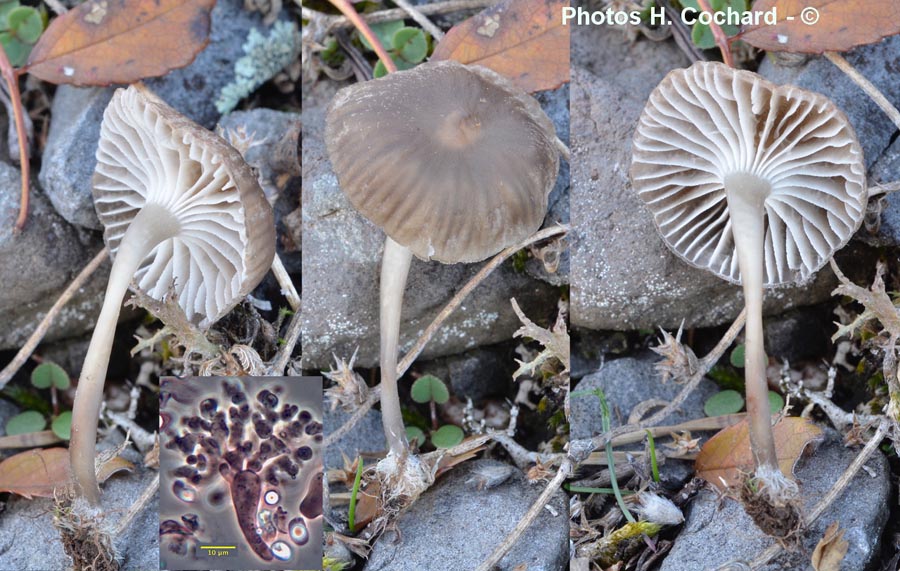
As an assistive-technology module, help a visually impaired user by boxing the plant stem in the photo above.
[348,456,365,533]
[379,236,413,459]
[696,0,734,67]
[725,174,780,474]
[328,0,398,74]
[393,0,445,41]
[71,205,178,503]
[0,50,30,232]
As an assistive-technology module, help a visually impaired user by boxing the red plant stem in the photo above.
[328,0,398,74]
[697,0,734,68]
[0,53,30,232]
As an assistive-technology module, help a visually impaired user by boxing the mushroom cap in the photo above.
[325,60,559,264]
[631,61,867,286]
[92,84,275,328]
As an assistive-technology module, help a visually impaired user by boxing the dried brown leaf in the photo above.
[695,417,823,491]
[26,0,215,86]
[741,0,900,54]
[0,447,71,499]
[431,0,570,93]
[812,522,849,571]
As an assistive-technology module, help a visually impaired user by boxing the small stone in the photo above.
[323,407,386,471]
[364,459,568,571]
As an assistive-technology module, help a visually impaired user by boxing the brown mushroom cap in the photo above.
[631,61,867,286]
[92,85,275,328]
[325,60,559,264]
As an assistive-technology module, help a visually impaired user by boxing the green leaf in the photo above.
[0,31,30,66]
[360,20,403,52]
[405,426,425,447]
[0,1,20,30]
[51,411,72,440]
[730,344,745,368]
[31,362,70,390]
[5,410,46,435]
[7,6,41,43]
[691,22,716,50]
[430,424,464,449]
[704,389,745,416]
[768,391,784,415]
[393,27,427,63]
[410,375,450,404]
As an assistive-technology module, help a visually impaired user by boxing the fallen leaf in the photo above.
[431,0,569,93]
[24,0,215,86]
[0,447,71,499]
[97,455,134,483]
[811,522,849,571]
[740,0,900,54]
[695,417,823,490]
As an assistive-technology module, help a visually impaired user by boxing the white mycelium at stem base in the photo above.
[71,84,275,504]
[631,61,867,505]
[71,205,180,504]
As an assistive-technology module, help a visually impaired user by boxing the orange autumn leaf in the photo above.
[0,447,71,499]
[25,0,215,86]
[431,0,570,93]
[741,0,900,54]
[695,417,823,491]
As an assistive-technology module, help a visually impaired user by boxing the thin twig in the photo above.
[474,457,573,571]
[589,307,747,451]
[825,52,900,132]
[0,46,30,232]
[328,0,397,73]
[271,309,302,375]
[696,0,734,67]
[393,0,445,41]
[398,225,568,374]
[747,419,890,570]
[869,181,900,198]
[0,248,108,390]
[325,225,568,447]
[0,430,63,449]
[302,0,495,31]
[271,253,301,312]
[112,472,160,536]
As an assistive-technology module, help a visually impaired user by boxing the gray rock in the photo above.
[764,305,833,363]
[571,354,718,487]
[364,459,568,571]
[218,108,302,272]
[418,344,514,403]
[569,27,875,331]
[40,0,289,229]
[0,163,110,350]
[759,37,900,171]
[324,407,386,470]
[300,80,564,369]
[660,430,891,571]
[865,137,900,246]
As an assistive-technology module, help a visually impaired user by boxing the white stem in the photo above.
[380,236,413,459]
[725,174,780,474]
[71,205,179,504]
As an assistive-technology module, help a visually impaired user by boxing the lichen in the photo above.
[216,20,300,114]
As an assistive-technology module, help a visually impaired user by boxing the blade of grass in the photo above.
[646,430,660,483]
[347,456,365,533]
[597,388,636,523]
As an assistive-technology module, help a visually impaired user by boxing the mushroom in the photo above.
[325,61,559,466]
[631,61,866,507]
[72,84,275,503]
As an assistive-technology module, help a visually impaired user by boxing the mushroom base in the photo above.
[740,468,802,541]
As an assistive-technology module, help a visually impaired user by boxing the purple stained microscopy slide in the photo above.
[159,376,323,570]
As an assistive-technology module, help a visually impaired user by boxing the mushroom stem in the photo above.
[71,204,180,503]
[724,174,779,473]
[379,236,413,460]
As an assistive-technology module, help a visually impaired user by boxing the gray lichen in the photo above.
[216,20,300,114]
